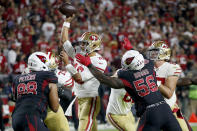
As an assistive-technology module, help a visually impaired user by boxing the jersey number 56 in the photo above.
[133,75,158,97]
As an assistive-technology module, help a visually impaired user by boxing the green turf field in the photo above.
[192,126,197,131]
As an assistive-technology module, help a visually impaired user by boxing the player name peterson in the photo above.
[19,74,36,82]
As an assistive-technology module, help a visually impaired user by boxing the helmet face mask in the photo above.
[74,41,88,55]
[77,32,101,54]
[46,52,59,71]
[147,49,160,61]
[147,41,171,61]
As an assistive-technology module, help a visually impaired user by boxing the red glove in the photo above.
[75,53,91,66]
[122,37,133,50]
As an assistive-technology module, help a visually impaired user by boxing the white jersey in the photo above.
[55,69,74,88]
[22,67,75,88]
[73,53,107,98]
[155,62,182,107]
[106,88,134,115]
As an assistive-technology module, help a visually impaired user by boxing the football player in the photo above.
[106,38,136,131]
[75,50,182,131]
[59,16,107,131]
[12,52,59,131]
[106,70,136,131]
[44,52,74,131]
[146,41,192,131]
[21,52,74,131]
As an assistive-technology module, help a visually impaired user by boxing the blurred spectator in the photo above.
[7,44,18,70]
[41,16,56,41]
[0,47,8,74]
[13,54,27,74]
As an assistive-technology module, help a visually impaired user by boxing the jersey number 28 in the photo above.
[17,81,37,97]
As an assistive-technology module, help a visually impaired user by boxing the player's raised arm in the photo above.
[60,15,74,44]
[60,15,76,59]
[75,54,125,89]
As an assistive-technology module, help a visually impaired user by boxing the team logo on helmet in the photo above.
[36,55,47,63]
[89,35,99,41]
[125,57,134,65]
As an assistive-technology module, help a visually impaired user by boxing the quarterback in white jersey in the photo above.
[147,41,192,131]
[59,16,107,131]
[106,70,136,131]
[60,44,107,131]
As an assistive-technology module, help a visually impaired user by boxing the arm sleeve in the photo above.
[81,56,107,82]
[56,70,74,88]
[63,40,76,59]
[91,56,107,73]
[167,64,182,77]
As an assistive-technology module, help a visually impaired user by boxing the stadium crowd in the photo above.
[0,0,197,130]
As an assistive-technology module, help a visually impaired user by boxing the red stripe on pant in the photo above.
[85,97,97,131]
[107,113,124,131]
[138,112,146,131]
[26,114,36,131]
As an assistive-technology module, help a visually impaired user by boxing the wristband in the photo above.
[63,22,70,28]
[66,64,78,76]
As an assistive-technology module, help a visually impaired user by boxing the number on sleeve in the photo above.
[123,92,134,103]
[74,63,84,72]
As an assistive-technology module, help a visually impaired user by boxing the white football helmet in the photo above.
[147,41,171,61]
[28,52,49,71]
[45,52,59,71]
[121,50,145,70]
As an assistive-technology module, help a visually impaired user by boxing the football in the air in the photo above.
[58,2,77,17]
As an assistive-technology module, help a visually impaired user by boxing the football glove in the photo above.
[75,53,91,66]
[123,37,133,50]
